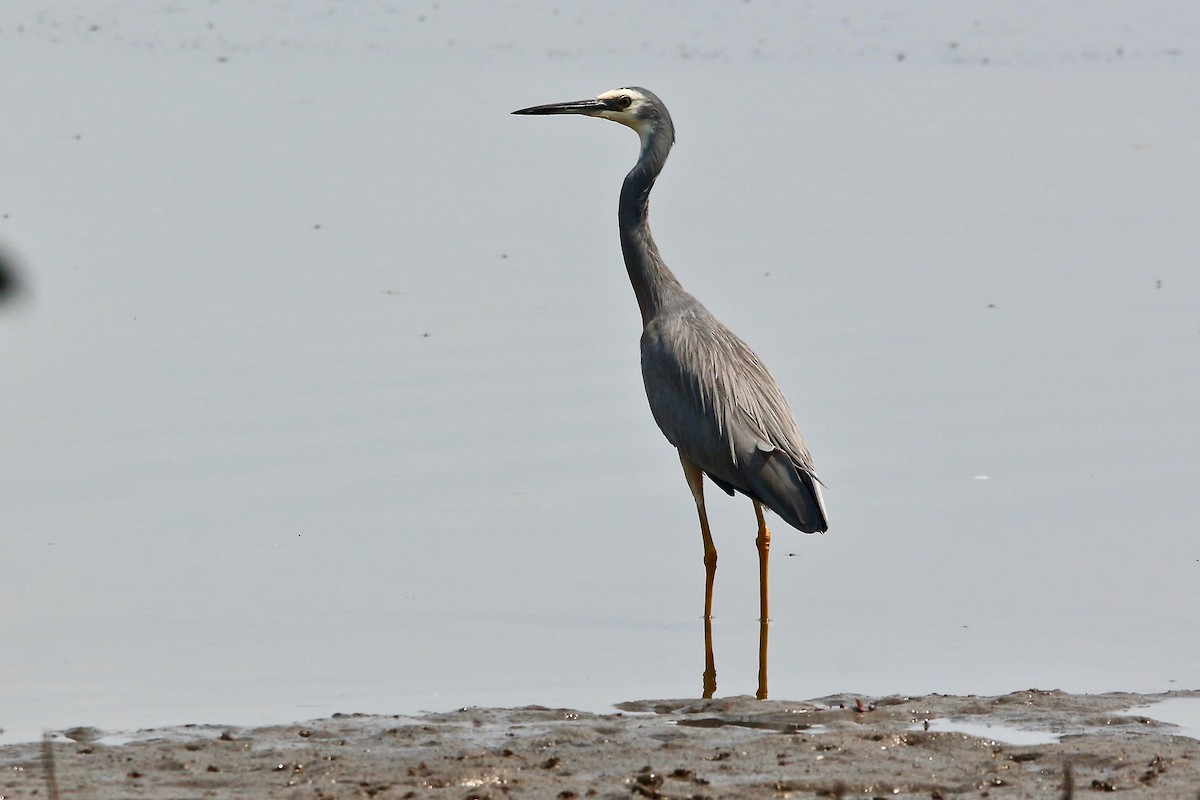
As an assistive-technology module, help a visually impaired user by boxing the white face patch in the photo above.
[594,88,654,144]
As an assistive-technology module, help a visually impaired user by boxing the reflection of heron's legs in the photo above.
[756,616,770,701]
[702,615,717,699]
[754,500,771,700]
[680,452,717,698]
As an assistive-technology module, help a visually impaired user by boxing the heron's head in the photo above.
[512,87,675,149]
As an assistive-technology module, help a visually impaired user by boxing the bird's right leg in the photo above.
[679,452,718,698]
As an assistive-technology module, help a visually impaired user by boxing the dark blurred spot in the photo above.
[0,245,25,304]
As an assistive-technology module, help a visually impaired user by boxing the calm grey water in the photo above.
[2,1,1197,743]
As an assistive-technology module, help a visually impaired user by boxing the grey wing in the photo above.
[641,304,828,533]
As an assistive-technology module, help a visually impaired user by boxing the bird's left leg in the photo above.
[679,453,718,620]
[680,452,717,699]
[754,500,771,700]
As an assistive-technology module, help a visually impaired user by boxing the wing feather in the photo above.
[640,299,828,532]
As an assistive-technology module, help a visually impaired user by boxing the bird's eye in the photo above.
[616,95,632,109]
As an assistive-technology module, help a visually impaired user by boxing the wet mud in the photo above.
[3,689,1197,799]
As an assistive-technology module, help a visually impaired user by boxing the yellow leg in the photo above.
[680,452,717,698]
[754,500,771,700]
[679,453,717,619]
[754,501,770,623]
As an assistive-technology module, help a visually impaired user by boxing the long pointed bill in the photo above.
[511,98,607,116]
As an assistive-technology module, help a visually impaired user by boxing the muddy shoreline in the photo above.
[3,690,1197,799]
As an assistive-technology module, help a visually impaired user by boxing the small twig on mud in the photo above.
[1061,756,1073,800]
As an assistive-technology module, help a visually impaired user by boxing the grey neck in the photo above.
[618,134,683,329]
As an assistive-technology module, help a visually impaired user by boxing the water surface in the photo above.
[2,0,1197,744]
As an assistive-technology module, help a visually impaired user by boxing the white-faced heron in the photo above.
[513,87,828,699]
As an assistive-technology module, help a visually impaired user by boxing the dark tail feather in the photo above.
[748,449,829,533]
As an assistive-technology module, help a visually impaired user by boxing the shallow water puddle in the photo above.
[1125,698,1200,741]
[910,719,1059,745]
